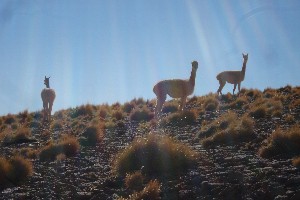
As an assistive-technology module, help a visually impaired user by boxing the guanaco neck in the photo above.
[241,58,247,80]
[189,68,197,88]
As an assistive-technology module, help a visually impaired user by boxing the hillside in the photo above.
[1,85,300,199]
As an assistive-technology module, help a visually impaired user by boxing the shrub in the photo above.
[126,180,161,200]
[39,135,80,161]
[229,96,248,109]
[162,110,197,126]
[125,171,144,191]
[0,157,10,189]
[51,121,64,130]
[123,102,135,113]
[17,110,31,123]
[112,110,124,120]
[14,148,38,159]
[290,99,300,110]
[4,114,16,125]
[8,156,33,184]
[0,156,33,190]
[202,114,255,148]
[249,105,267,119]
[113,133,198,177]
[161,102,178,114]
[244,89,262,99]
[82,125,104,145]
[3,127,33,145]
[129,107,154,122]
[99,108,108,120]
[292,156,300,168]
[203,95,219,111]
[259,126,300,158]
[285,114,295,124]
[71,104,94,118]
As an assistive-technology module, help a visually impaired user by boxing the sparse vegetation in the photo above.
[119,179,161,200]
[259,125,300,158]
[129,107,154,122]
[203,95,219,111]
[113,133,198,177]
[201,112,255,148]
[125,171,144,191]
[39,135,80,161]
[292,156,300,168]
[81,125,104,145]
[161,109,197,126]
[0,156,33,190]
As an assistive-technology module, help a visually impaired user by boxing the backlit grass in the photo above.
[112,133,198,177]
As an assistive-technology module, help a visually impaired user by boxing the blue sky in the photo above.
[0,0,300,115]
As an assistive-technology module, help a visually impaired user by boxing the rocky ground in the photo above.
[1,87,300,200]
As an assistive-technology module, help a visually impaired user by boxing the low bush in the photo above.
[228,96,249,109]
[129,107,154,122]
[119,179,161,200]
[292,156,300,168]
[201,114,255,148]
[70,104,94,118]
[123,102,135,113]
[203,95,219,111]
[125,171,144,191]
[39,135,80,161]
[249,105,267,119]
[3,127,34,145]
[161,102,178,114]
[4,114,16,125]
[161,110,197,126]
[113,133,198,177]
[0,156,33,190]
[82,125,104,145]
[259,126,300,158]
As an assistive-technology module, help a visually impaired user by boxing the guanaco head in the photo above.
[44,76,50,88]
[242,53,248,62]
[191,61,198,71]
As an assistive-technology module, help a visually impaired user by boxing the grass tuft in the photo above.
[259,125,300,158]
[113,133,198,177]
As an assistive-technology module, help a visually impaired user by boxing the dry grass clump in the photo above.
[285,114,295,124]
[129,107,154,122]
[292,156,300,168]
[81,125,104,146]
[125,171,144,191]
[161,101,179,114]
[0,156,33,190]
[243,89,262,99]
[112,110,124,121]
[161,110,197,126]
[39,135,80,161]
[198,111,236,139]
[123,102,135,114]
[2,127,33,145]
[17,110,32,123]
[290,99,300,110]
[51,121,64,130]
[119,179,161,200]
[259,125,300,158]
[249,98,283,118]
[70,104,94,118]
[201,113,255,148]
[112,133,198,177]
[4,114,16,125]
[249,104,267,119]
[14,148,38,159]
[228,96,249,109]
[203,95,219,111]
